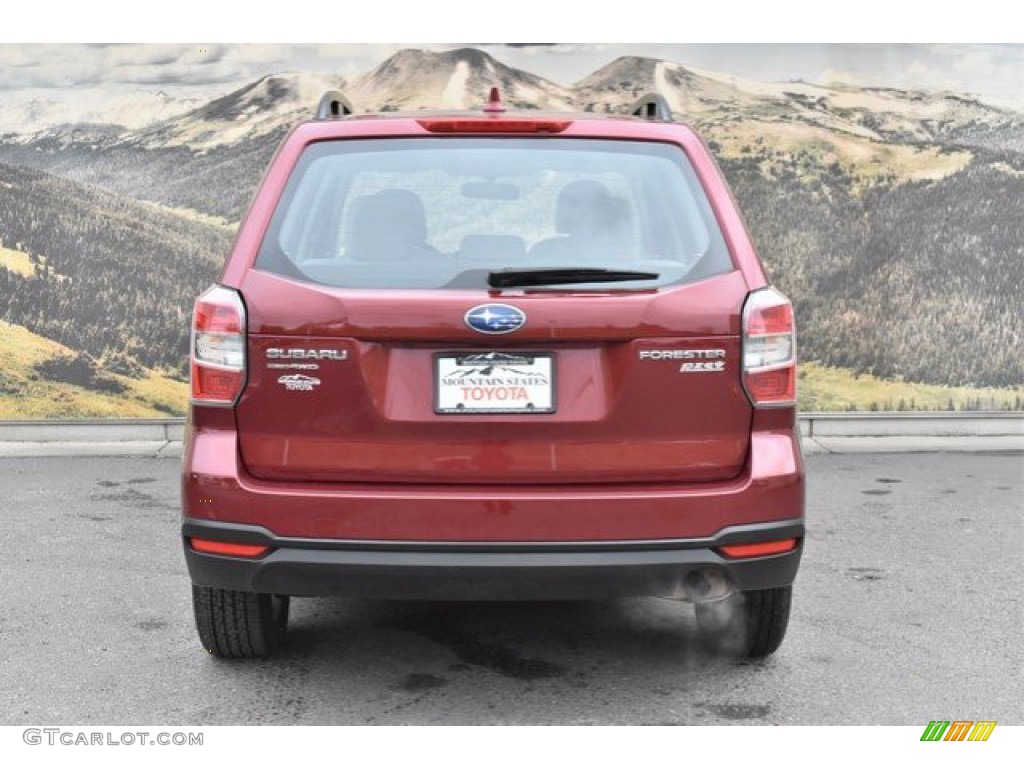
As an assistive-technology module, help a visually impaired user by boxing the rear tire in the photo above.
[192,585,289,659]
[695,585,792,659]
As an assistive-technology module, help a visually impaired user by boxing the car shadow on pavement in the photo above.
[277,596,744,676]
[186,597,778,725]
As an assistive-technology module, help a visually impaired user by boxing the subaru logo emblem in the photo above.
[464,304,526,334]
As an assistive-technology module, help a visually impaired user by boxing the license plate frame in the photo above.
[434,351,556,414]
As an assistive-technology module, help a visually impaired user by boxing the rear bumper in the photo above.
[182,413,804,542]
[183,518,803,600]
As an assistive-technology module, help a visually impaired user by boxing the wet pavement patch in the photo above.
[706,703,772,720]
[400,673,449,693]
[847,567,885,581]
[89,487,176,511]
[387,613,566,681]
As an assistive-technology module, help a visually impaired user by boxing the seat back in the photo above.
[531,181,634,259]
[458,234,528,264]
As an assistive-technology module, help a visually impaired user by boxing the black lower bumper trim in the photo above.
[183,519,803,601]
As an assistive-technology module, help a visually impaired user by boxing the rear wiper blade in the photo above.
[487,267,659,288]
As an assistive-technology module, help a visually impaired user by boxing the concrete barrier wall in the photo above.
[0,419,185,442]
[799,412,1024,438]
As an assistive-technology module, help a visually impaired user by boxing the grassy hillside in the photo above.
[0,162,231,376]
[723,155,1024,389]
[0,129,281,221]
[0,321,186,418]
[798,362,1022,412]
[704,119,974,188]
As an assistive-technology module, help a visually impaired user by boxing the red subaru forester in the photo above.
[183,90,804,659]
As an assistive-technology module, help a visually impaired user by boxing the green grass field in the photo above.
[0,321,187,418]
[798,361,1022,412]
[0,244,39,278]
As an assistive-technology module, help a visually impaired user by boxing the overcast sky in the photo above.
[0,44,1020,107]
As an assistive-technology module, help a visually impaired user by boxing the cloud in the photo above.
[103,45,239,81]
[0,46,108,88]
[227,44,290,66]
[491,43,588,57]
[0,44,255,89]
[105,44,192,67]
[955,49,996,75]
[904,60,952,91]
[1,45,50,68]
[105,61,244,86]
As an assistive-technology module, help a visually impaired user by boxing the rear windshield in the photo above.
[255,137,733,290]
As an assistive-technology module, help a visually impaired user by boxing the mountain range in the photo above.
[6,48,1021,150]
[3,47,1021,219]
[0,46,1020,413]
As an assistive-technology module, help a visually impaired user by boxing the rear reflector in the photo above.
[417,119,571,134]
[719,539,798,559]
[192,366,245,403]
[190,538,270,558]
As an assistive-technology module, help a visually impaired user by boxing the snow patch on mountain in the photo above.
[655,62,683,116]
[442,61,470,108]
[0,87,206,135]
[127,72,347,150]
[350,48,572,113]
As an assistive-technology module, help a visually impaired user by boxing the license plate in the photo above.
[435,352,555,414]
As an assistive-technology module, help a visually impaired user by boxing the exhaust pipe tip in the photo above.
[684,570,712,598]
[663,569,734,602]
[683,569,733,602]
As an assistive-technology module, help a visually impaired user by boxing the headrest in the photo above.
[347,189,428,261]
[556,180,614,235]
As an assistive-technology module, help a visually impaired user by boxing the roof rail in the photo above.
[316,91,354,120]
[629,93,673,122]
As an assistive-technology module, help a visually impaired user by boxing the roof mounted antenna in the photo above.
[316,91,354,120]
[483,87,506,114]
[629,93,673,122]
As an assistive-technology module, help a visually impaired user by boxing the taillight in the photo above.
[190,285,246,406]
[742,287,796,407]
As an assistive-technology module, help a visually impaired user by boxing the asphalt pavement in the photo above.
[0,452,1021,725]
